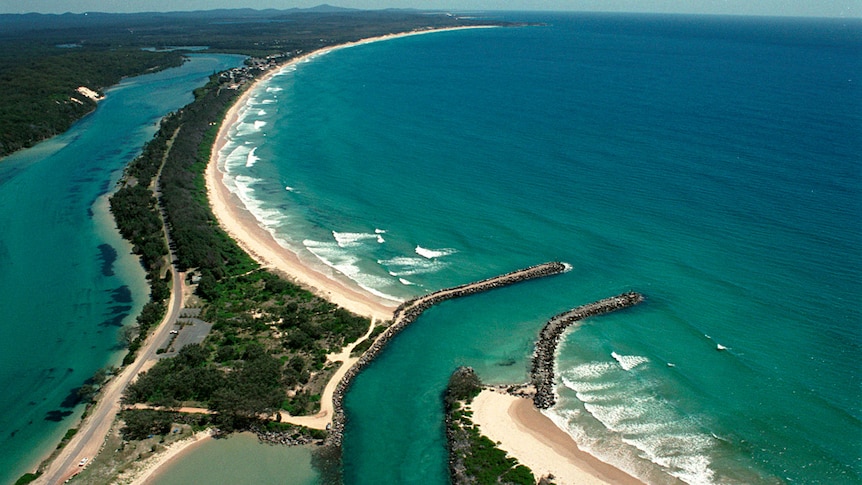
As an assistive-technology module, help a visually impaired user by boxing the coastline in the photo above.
[206,25,500,323]
[118,430,214,485]
[206,41,398,322]
[203,27,638,485]
[471,390,644,485]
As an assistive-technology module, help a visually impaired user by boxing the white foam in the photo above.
[559,358,721,485]
[223,144,252,171]
[266,86,283,93]
[398,278,414,286]
[285,186,296,192]
[560,377,614,394]
[254,120,267,129]
[230,174,263,199]
[620,434,717,485]
[585,402,646,427]
[611,351,649,371]
[302,239,402,302]
[415,245,457,259]
[332,231,379,248]
[379,256,445,276]
[257,109,267,116]
[377,234,385,244]
[542,407,649,484]
[235,120,263,136]
[245,146,260,167]
[567,361,617,380]
[226,175,289,229]
[262,99,276,105]
[375,228,386,234]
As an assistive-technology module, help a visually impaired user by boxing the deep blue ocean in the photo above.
[213,13,861,484]
[0,53,245,484]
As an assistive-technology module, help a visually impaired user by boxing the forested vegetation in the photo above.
[0,45,183,157]
[157,80,259,279]
[111,45,371,434]
[108,111,176,366]
[0,7,500,158]
[445,368,539,485]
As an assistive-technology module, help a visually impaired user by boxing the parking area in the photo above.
[157,309,213,358]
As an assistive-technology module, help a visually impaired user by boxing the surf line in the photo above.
[325,261,569,446]
[531,292,645,409]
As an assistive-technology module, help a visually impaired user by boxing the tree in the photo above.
[119,409,175,440]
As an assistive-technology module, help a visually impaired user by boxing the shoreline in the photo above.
[118,430,214,485]
[471,390,644,485]
[206,25,501,323]
[206,37,404,322]
[199,26,638,485]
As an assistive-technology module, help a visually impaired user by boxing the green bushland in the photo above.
[117,69,370,428]
[118,409,212,441]
[350,324,388,357]
[13,473,40,485]
[445,367,538,485]
[0,47,183,157]
[1,9,501,159]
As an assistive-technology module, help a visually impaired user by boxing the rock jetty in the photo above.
[325,262,568,446]
[530,292,644,409]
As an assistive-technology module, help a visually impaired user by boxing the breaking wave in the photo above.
[245,146,260,167]
[302,238,401,302]
[379,256,446,277]
[415,245,457,259]
[554,358,722,485]
[333,231,382,248]
[611,351,649,371]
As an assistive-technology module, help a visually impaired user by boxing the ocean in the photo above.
[212,13,861,484]
[0,53,245,484]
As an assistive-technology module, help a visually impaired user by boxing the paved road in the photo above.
[37,271,185,484]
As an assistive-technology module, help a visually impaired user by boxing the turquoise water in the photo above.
[218,14,861,484]
[0,53,245,484]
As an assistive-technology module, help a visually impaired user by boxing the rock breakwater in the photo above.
[530,292,644,409]
[325,262,568,446]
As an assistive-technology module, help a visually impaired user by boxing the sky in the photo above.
[0,0,860,18]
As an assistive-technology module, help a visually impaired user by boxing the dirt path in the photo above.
[278,319,378,429]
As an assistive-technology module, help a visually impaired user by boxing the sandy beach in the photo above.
[199,26,641,485]
[206,26,499,323]
[471,389,644,485]
[207,48,394,322]
[118,430,214,485]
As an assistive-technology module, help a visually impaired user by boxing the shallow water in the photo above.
[0,53,246,483]
[147,433,320,485]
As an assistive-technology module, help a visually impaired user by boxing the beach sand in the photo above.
[200,27,642,485]
[470,389,644,485]
[118,430,213,485]
[205,26,501,323]
[206,47,397,323]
